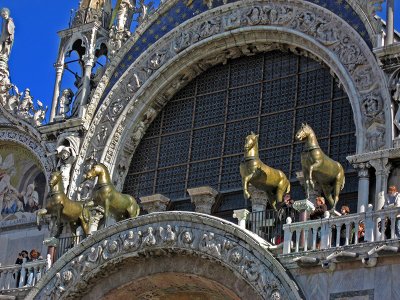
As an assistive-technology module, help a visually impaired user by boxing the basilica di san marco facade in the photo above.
[0,0,400,299]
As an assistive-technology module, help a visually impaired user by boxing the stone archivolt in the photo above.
[28,212,302,299]
[68,0,391,197]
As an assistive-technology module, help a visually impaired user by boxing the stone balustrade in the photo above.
[0,259,48,292]
[283,206,400,254]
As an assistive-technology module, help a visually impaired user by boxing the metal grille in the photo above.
[123,51,357,209]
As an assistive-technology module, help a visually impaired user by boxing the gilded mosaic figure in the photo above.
[240,132,290,209]
[84,162,140,223]
[295,123,345,210]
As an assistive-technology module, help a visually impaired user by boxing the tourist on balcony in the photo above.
[383,186,400,238]
[275,193,295,244]
[310,197,327,220]
[358,221,365,243]
[339,205,353,245]
[310,197,327,249]
[14,250,28,287]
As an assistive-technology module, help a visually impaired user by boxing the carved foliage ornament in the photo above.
[36,222,285,300]
[73,0,387,195]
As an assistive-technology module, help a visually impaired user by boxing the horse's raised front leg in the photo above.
[242,174,254,200]
[36,208,47,230]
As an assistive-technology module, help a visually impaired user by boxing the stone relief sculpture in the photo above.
[295,123,345,210]
[391,76,400,133]
[83,162,140,224]
[240,132,290,209]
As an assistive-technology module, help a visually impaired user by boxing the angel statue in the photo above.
[33,100,48,126]
[0,8,15,58]
[0,153,19,214]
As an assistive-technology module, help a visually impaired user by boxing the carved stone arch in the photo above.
[0,128,54,185]
[345,0,383,47]
[26,212,303,299]
[69,0,392,196]
[60,32,90,64]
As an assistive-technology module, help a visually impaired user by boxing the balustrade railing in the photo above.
[0,259,48,291]
[282,206,400,254]
[246,207,299,244]
[57,234,83,259]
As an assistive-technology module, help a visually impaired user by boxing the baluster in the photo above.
[381,215,386,241]
[354,224,359,244]
[312,227,317,250]
[390,214,396,239]
[19,258,27,287]
[345,223,350,245]
[295,229,300,253]
[336,223,341,247]
[0,270,5,290]
[304,228,309,251]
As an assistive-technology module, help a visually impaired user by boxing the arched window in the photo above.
[124,51,358,213]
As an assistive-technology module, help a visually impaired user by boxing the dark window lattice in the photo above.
[124,51,357,209]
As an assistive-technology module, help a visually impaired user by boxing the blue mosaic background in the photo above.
[99,0,372,110]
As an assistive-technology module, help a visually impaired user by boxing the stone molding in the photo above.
[140,194,170,213]
[187,186,218,214]
[0,127,54,177]
[69,0,391,197]
[26,212,303,300]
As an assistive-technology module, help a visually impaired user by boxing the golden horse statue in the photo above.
[240,132,290,209]
[295,123,345,210]
[84,162,140,223]
[36,171,90,237]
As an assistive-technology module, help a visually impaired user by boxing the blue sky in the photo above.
[1,0,399,122]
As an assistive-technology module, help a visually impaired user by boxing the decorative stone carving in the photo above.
[140,194,170,213]
[292,199,315,212]
[233,208,250,229]
[366,122,386,151]
[30,212,302,300]
[55,89,74,120]
[248,185,268,212]
[0,8,15,59]
[56,133,81,193]
[187,186,218,214]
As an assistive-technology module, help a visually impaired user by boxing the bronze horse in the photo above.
[295,123,345,210]
[240,132,290,209]
[37,171,90,236]
[84,162,140,223]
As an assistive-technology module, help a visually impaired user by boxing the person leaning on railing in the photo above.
[310,197,327,249]
[382,186,400,238]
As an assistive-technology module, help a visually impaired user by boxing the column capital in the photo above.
[248,185,268,211]
[187,186,218,214]
[140,194,170,213]
[293,199,315,212]
[370,158,391,176]
[233,209,250,222]
[352,162,371,178]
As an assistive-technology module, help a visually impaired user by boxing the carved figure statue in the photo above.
[33,100,48,126]
[295,123,345,210]
[57,89,74,118]
[0,8,15,58]
[36,171,90,237]
[18,88,34,116]
[240,132,290,209]
[84,162,140,223]
[393,79,400,132]
[116,0,133,31]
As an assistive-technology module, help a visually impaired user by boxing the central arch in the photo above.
[27,212,303,299]
[69,0,391,196]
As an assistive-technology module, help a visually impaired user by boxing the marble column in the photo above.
[140,194,170,213]
[233,209,250,229]
[370,158,391,211]
[50,63,64,122]
[386,0,394,45]
[79,54,95,107]
[353,162,371,213]
[248,185,268,212]
[187,186,218,214]
[293,199,315,249]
